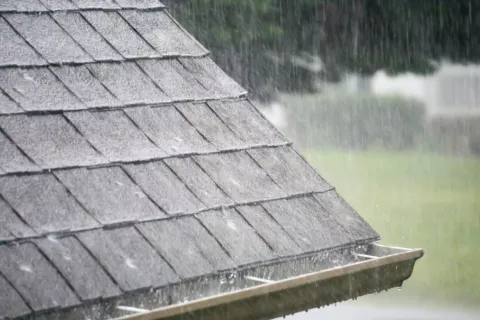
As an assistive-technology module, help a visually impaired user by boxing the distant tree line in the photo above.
[167,0,480,101]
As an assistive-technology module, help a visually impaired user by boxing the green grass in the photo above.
[303,149,480,307]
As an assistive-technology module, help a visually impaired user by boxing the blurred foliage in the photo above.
[167,0,480,100]
[283,93,426,151]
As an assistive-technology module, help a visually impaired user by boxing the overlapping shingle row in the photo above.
[0,1,379,319]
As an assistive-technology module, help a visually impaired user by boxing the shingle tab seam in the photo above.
[31,241,84,304]
[0,141,293,177]
[133,225,183,280]
[60,113,106,158]
[0,88,25,113]
[118,165,170,216]
[0,271,33,315]
[46,12,96,62]
[0,7,166,14]
[0,126,39,171]
[0,189,334,246]
[204,101,248,144]
[0,15,48,65]
[192,215,236,262]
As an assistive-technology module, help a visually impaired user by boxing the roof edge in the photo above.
[116,244,423,320]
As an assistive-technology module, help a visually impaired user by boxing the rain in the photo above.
[167,0,479,319]
[0,0,479,320]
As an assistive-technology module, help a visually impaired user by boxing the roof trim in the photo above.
[116,244,423,320]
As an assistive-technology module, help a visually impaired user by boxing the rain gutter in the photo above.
[116,244,423,320]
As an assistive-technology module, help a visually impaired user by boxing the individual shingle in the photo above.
[115,0,164,9]
[176,103,245,150]
[0,17,45,66]
[262,196,353,252]
[0,68,84,111]
[0,197,36,241]
[78,227,178,292]
[52,12,122,61]
[0,131,39,173]
[198,209,276,265]
[39,0,78,10]
[209,100,286,146]
[5,13,92,64]
[55,166,164,224]
[314,190,379,241]
[181,57,246,98]
[125,106,214,155]
[0,274,31,319]
[0,114,105,169]
[82,11,158,59]
[122,10,206,56]
[0,243,79,312]
[0,174,99,234]
[138,217,234,279]
[88,62,168,105]
[237,205,302,257]
[0,0,48,12]
[165,157,233,208]
[0,90,23,114]
[124,161,204,214]
[37,236,121,301]
[195,151,285,203]
[66,110,165,162]
[51,65,120,107]
[138,59,208,101]
[71,0,119,9]
[248,146,332,194]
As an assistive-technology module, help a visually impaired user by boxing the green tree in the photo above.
[167,0,480,100]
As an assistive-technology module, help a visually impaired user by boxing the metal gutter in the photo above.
[116,244,424,320]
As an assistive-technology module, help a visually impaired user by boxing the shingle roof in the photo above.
[0,1,379,319]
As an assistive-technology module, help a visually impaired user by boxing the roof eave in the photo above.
[116,244,424,320]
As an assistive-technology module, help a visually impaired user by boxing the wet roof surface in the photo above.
[0,1,379,319]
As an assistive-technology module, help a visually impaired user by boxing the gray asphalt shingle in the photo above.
[82,11,158,59]
[198,209,276,266]
[71,0,120,9]
[0,0,47,12]
[37,236,121,301]
[236,205,302,257]
[165,157,233,208]
[124,161,205,214]
[0,197,36,241]
[262,196,353,252]
[181,57,246,97]
[0,243,80,312]
[66,110,165,162]
[138,59,209,101]
[248,146,332,194]
[209,100,286,146]
[138,218,223,279]
[5,13,92,64]
[78,227,178,292]
[195,151,285,203]
[52,12,122,61]
[125,106,214,155]
[314,190,379,241]
[88,62,169,105]
[0,174,99,234]
[0,68,84,111]
[55,166,164,224]
[0,130,39,173]
[0,90,23,114]
[115,0,164,9]
[0,114,105,169]
[39,0,78,10]
[176,103,245,150]
[51,65,120,108]
[0,274,31,319]
[122,10,206,56]
[0,17,45,67]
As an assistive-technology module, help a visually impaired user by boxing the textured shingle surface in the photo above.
[0,3,379,318]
